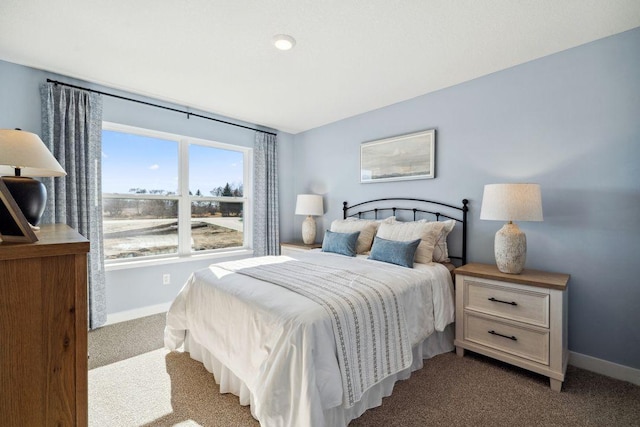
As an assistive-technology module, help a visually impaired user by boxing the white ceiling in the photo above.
[1,1,639,134]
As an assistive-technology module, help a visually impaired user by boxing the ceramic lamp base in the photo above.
[494,222,526,274]
[301,215,316,244]
[2,176,47,226]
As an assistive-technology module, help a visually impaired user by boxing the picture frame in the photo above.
[0,178,38,243]
[360,129,435,183]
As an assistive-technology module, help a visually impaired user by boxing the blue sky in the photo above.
[102,130,243,195]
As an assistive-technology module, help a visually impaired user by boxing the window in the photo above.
[102,122,251,261]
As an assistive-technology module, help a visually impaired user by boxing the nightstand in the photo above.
[280,241,322,256]
[454,263,570,391]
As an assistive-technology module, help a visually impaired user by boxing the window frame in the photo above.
[102,122,253,267]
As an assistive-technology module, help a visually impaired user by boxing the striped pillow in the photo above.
[376,221,445,264]
[426,219,456,263]
[330,217,394,254]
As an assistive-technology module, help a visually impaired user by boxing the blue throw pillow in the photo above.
[368,236,421,268]
[322,230,360,257]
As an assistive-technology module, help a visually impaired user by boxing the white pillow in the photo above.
[376,221,445,264]
[330,218,383,254]
[424,219,456,263]
[376,216,396,223]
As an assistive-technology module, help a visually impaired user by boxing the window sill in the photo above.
[104,248,254,271]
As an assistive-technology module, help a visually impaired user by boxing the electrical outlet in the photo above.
[163,274,171,285]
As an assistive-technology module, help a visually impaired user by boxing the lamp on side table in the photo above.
[295,194,324,245]
[480,183,543,274]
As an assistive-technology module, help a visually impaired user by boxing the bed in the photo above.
[165,198,469,426]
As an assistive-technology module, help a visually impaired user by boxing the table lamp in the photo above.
[295,194,324,244]
[480,183,543,274]
[0,129,66,226]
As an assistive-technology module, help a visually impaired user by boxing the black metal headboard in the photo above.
[343,198,469,265]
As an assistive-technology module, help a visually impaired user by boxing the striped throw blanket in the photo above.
[226,255,413,408]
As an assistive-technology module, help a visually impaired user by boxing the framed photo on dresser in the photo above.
[0,178,38,243]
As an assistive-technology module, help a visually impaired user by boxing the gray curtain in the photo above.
[253,132,279,256]
[40,82,106,329]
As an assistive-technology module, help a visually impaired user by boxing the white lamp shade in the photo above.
[0,129,66,177]
[480,183,543,222]
[295,194,324,216]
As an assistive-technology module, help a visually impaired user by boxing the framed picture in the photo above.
[360,129,435,183]
[0,178,38,243]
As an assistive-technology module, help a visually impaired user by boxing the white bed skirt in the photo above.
[183,323,455,426]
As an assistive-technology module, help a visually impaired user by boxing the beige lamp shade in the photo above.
[0,129,66,177]
[480,183,543,274]
[0,129,66,226]
[295,194,324,216]
[480,183,543,222]
[295,194,323,244]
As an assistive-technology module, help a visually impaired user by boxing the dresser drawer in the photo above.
[464,312,550,365]
[464,279,549,328]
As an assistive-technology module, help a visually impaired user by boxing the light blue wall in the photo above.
[0,59,296,315]
[2,26,639,369]
[290,28,640,369]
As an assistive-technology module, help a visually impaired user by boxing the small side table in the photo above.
[280,241,322,256]
[454,263,570,391]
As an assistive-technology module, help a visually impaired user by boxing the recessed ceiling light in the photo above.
[273,34,296,51]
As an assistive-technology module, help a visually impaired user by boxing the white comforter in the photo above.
[165,251,455,427]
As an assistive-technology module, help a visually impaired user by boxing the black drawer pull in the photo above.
[488,330,517,341]
[488,297,517,306]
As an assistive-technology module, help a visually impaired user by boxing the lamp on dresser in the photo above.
[295,194,324,244]
[0,129,66,226]
[480,183,543,274]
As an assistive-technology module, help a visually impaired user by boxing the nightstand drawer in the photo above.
[281,246,302,256]
[280,242,322,256]
[464,279,549,328]
[281,246,319,256]
[464,312,550,365]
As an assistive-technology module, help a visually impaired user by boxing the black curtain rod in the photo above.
[46,79,277,136]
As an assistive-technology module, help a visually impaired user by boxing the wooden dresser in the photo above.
[0,224,90,426]
[454,263,570,391]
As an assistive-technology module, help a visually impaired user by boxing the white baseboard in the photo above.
[570,351,640,386]
[105,302,171,326]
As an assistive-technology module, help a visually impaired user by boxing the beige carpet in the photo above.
[89,348,257,427]
[89,315,640,426]
[89,312,167,369]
